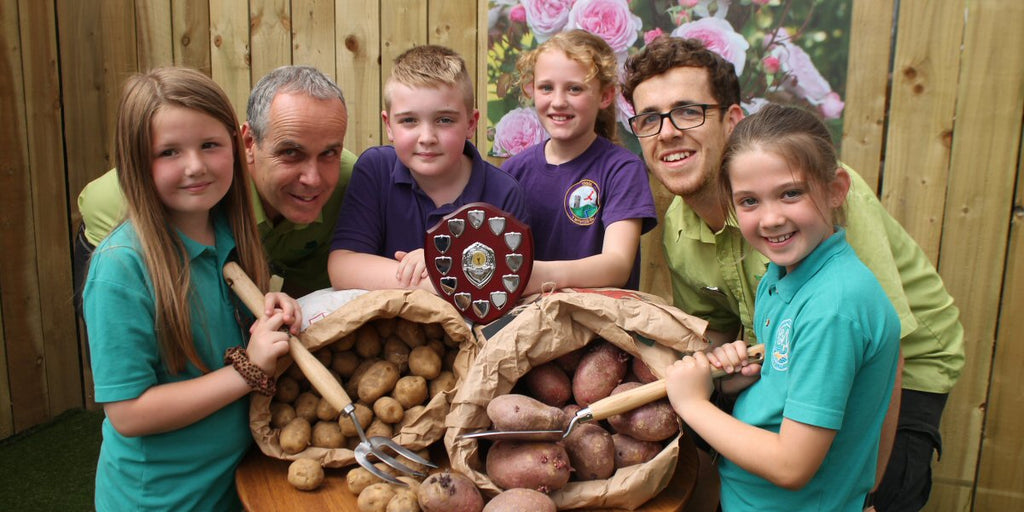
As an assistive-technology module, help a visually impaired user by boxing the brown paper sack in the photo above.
[446,288,710,510]
[250,289,475,468]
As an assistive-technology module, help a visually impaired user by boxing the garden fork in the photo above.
[223,262,436,485]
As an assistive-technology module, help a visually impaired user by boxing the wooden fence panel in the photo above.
[172,0,211,72]
[974,127,1024,510]
[930,1,1024,509]
[881,0,965,263]
[136,0,173,70]
[380,0,427,105]
[0,0,27,438]
[839,0,895,190]
[249,0,291,92]
[210,0,251,121]
[292,0,336,79]
[336,0,381,153]
[59,0,136,218]
[20,0,79,419]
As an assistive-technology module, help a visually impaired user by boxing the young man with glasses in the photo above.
[622,37,964,512]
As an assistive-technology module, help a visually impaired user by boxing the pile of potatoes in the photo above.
[349,465,557,512]
[481,339,680,494]
[269,317,461,459]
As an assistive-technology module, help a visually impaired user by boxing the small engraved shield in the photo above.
[448,219,465,238]
[467,209,485,229]
[453,292,472,311]
[462,242,495,289]
[471,300,491,319]
[434,256,452,276]
[503,274,520,293]
[439,276,457,295]
[504,232,522,251]
[488,217,506,236]
[425,202,533,324]
[433,234,451,254]
[490,291,508,309]
[505,253,523,272]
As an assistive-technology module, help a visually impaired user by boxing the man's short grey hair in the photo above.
[246,65,346,143]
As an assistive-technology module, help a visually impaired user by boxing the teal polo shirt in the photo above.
[719,229,900,511]
[662,166,964,394]
[77,148,356,295]
[83,214,250,511]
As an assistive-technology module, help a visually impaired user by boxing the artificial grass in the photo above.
[0,408,103,511]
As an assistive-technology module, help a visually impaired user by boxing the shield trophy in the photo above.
[424,202,534,324]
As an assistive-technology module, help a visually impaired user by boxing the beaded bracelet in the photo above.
[224,346,276,396]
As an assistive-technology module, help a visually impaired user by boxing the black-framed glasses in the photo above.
[628,104,722,138]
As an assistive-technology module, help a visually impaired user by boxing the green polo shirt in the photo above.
[77,148,356,295]
[663,166,964,394]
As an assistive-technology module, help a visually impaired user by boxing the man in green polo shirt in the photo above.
[77,65,355,296]
[622,37,964,512]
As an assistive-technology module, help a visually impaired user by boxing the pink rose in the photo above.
[671,17,749,75]
[766,28,842,117]
[751,0,770,5]
[521,0,574,42]
[566,0,642,55]
[678,0,700,7]
[818,92,845,120]
[493,107,548,157]
[644,27,665,46]
[762,55,780,74]
[509,4,527,23]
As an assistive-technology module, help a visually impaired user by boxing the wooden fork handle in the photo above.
[223,262,355,412]
[587,344,766,421]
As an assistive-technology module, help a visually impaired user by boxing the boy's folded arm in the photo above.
[524,219,641,293]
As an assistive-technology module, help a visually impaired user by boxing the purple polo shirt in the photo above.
[502,136,657,289]
[331,141,528,257]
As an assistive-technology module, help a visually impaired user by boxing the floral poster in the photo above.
[485,0,851,158]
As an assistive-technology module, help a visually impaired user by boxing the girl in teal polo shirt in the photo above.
[664,104,900,511]
[83,67,301,511]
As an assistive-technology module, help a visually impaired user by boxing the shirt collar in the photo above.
[769,227,848,302]
[392,141,483,207]
[179,210,237,266]
[669,196,740,244]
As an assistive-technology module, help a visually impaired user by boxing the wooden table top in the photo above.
[236,434,699,511]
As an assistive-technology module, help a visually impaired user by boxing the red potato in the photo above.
[482,488,557,512]
[553,349,583,374]
[485,440,571,493]
[522,363,572,407]
[572,341,630,406]
[631,357,659,383]
[486,394,566,432]
[606,382,680,442]
[563,423,615,481]
[418,471,484,512]
[612,433,663,468]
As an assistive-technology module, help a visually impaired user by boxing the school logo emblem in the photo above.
[564,179,600,226]
[771,318,792,371]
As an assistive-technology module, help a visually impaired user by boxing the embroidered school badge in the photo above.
[771,318,792,371]
[564,179,600,226]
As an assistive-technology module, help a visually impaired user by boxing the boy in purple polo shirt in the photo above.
[328,45,528,292]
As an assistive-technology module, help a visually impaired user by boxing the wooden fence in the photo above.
[1,1,1021,510]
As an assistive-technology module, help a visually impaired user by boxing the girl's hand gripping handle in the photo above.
[223,262,354,412]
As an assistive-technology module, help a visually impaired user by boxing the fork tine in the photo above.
[377,438,437,468]
[366,441,426,477]
[355,445,404,485]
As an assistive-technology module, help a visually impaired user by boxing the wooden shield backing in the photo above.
[424,202,534,324]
